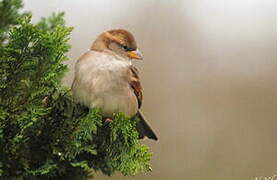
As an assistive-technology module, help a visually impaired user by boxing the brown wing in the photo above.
[128,66,158,140]
[128,66,143,109]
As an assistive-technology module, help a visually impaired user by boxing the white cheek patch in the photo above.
[108,42,119,50]
[95,53,132,71]
[108,42,129,59]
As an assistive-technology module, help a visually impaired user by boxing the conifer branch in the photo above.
[0,0,153,179]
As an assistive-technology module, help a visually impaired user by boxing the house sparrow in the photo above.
[71,29,158,141]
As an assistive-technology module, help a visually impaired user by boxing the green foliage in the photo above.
[0,0,29,44]
[91,113,152,176]
[0,2,152,179]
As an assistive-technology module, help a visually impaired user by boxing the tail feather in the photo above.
[136,110,158,141]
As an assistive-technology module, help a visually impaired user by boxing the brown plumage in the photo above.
[108,29,137,50]
[91,29,137,52]
[128,66,143,108]
[72,29,158,141]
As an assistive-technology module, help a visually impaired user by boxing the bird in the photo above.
[71,29,158,141]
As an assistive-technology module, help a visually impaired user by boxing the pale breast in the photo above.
[72,51,138,117]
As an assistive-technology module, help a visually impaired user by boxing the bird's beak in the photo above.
[127,49,143,60]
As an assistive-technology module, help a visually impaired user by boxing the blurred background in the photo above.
[25,0,277,179]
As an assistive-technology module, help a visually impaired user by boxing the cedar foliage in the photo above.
[0,0,152,179]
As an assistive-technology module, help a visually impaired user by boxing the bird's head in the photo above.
[91,29,143,60]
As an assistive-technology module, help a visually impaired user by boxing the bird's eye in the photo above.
[122,45,128,51]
